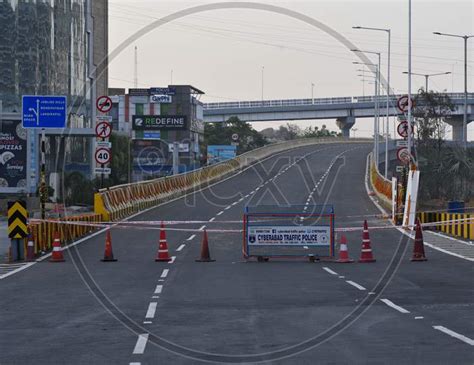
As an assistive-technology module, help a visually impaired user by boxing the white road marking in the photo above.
[143,321,152,324]
[224,206,231,210]
[433,326,474,346]
[303,246,309,249]
[217,211,224,216]
[199,225,206,230]
[346,280,366,291]
[154,285,163,294]
[176,244,185,252]
[231,202,238,206]
[322,267,338,276]
[145,302,157,318]
[133,334,149,354]
[380,299,410,314]
[209,217,215,222]
[160,269,169,278]
[168,256,176,264]
[152,296,159,299]
[187,234,196,241]
[130,362,141,365]
[415,316,424,320]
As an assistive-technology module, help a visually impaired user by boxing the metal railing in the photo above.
[203,93,474,110]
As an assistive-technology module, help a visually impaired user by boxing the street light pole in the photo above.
[433,32,474,148]
[402,71,451,92]
[261,66,264,103]
[353,26,392,177]
[311,83,315,104]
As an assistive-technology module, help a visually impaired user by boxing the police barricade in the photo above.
[243,205,335,261]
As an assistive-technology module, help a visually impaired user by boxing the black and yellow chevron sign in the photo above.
[8,200,28,239]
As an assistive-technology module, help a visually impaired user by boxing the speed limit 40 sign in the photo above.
[95,148,111,165]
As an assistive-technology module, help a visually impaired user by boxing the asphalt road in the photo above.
[0,142,472,365]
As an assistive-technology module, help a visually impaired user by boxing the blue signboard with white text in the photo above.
[207,145,237,164]
[22,95,67,129]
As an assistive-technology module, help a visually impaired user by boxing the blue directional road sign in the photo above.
[22,95,67,129]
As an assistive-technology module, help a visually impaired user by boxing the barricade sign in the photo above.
[243,205,335,261]
[8,200,28,239]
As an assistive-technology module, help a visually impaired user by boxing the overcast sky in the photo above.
[108,0,474,139]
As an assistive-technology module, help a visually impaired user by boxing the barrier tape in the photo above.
[28,217,474,235]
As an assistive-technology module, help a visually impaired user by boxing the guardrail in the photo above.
[203,93,474,110]
[94,138,372,221]
[369,153,393,207]
[419,212,473,240]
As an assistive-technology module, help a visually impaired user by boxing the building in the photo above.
[109,85,206,181]
[0,0,108,198]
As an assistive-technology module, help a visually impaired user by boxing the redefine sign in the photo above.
[132,115,187,130]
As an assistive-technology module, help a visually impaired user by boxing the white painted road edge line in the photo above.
[187,234,196,241]
[433,326,474,346]
[176,244,186,252]
[145,302,157,318]
[168,256,176,264]
[132,334,149,354]
[346,280,366,291]
[380,299,410,314]
[154,285,163,294]
[322,267,338,276]
[160,269,169,278]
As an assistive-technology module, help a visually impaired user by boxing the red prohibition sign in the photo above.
[95,148,111,165]
[96,96,112,113]
[95,121,112,139]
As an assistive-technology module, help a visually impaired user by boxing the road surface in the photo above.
[0,142,472,364]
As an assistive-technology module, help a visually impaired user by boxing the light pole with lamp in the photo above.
[433,31,473,148]
[311,83,315,104]
[402,71,451,92]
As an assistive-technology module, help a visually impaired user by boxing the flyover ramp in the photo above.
[0,142,472,364]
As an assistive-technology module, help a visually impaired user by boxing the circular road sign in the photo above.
[232,133,239,142]
[95,148,111,165]
[397,121,409,138]
[95,121,112,139]
[397,95,414,113]
[397,147,411,165]
[96,96,112,113]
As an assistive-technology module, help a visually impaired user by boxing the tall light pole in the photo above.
[353,26,391,177]
[433,32,474,148]
[402,71,451,92]
[261,66,265,103]
[311,83,315,104]
[353,50,382,170]
[408,0,412,162]
[354,60,380,165]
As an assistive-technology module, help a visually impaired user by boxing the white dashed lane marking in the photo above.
[154,285,163,294]
[217,211,224,216]
[187,234,196,241]
[380,299,410,314]
[322,267,338,276]
[145,303,157,318]
[433,326,474,346]
[160,269,169,278]
[199,225,206,231]
[133,334,149,354]
[346,280,366,291]
[209,217,215,222]
[176,244,185,252]
[168,256,176,264]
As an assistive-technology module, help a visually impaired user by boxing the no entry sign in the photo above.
[96,96,112,113]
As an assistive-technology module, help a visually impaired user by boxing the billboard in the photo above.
[0,120,28,192]
[207,145,237,164]
[132,115,187,130]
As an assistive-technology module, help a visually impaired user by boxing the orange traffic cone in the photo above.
[359,220,376,263]
[49,232,65,262]
[335,234,354,263]
[101,230,117,262]
[411,220,427,262]
[26,232,35,262]
[195,230,215,262]
[155,222,171,262]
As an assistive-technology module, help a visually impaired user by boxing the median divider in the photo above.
[95,138,371,221]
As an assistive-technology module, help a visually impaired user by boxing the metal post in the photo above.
[311,83,315,104]
[407,0,412,160]
[463,36,468,148]
[261,66,264,103]
[374,71,378,161]
[425,75,429,92]
[40,129,46,220]
[376,56,381,167]
[173,142,179,175]
[385,30,391,178]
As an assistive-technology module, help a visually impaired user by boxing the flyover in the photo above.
[1,140,473,364]
[203,92,474,139]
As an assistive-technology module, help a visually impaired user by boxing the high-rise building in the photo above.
[0,0,108,197]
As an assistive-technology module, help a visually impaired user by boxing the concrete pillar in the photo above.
[445,116,464,142]
[336,116,355,138]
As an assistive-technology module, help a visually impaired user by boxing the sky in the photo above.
[108,0,474,139]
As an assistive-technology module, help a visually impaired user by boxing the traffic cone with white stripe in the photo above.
[196,230,215,262]
[155,222,171,262]
[411,219,427,262]
[101,229,117,262]
[335,234,354,263]
[359,220,376,263]
[49,232,65,262]
[26,232,35,262]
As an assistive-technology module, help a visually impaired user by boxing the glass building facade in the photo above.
[0,0,90,126]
